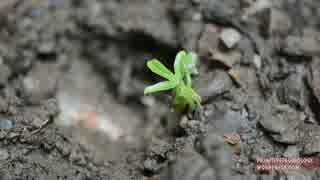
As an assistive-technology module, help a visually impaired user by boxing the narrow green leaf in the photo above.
[181,85,201,105]
[174,51,186,80]
[185,74,192,88]
[147,59,176,81]
[184,52,197,74]
[144,81,178,94]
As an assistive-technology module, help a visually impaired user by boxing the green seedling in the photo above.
[144,51,201,113]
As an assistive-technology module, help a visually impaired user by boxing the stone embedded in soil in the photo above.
[37,41,56,55]
[194,70,233,103]
[268,8,292,36]
[258,105,305,144]
[219,28,241,49]
[252,54,261,69]
[277,73,306,109]
[206,108,251,135]
[270,128,300,145]
[0,119,14,130]
[21,62,59,104]
[0,149,9,161]
[281,33,320,57]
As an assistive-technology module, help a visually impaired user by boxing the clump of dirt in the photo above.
[0,0,320,179]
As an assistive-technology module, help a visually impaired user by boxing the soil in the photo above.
[0,0,320,179]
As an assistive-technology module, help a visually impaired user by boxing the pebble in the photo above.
[194,70,233,103]
[207,108,250,135]
[37,41,56,55]
[281,33,320,57]
[0,149,9,160]
[0,119,14,130]
[269,8,292,36]
[277,73,306,109]
[219,28,241,49]
[252,54,261,69]
[21,62,59,104]
[258,105,304,144]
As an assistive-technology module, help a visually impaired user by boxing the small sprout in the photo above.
[144,50,201,113]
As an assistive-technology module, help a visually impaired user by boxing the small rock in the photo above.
[207,108,251,135]
[259,105,301,133]
[277,73,306,109]
[219,28,241,48]
[21,62,59,104]
[281,34,320,57]
[194,70,233,103]
[270,128,300,144]
[258,105,304,144]
[0,119,14,130]
[31,116,46,128]
[198,24,221,57]
[0,149,9,160]
[37,41,56,55]
[208,49,242,68]
[268,8,292,36]
[252,54,261,69]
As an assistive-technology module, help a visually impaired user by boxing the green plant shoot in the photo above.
[144,51,201,112]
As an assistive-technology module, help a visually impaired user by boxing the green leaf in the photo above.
[144,81,178,94]
[174,51,186,80]
[147,59,176,81]
[185,74,192,88]
[180,85,201,106]
[184,52,198,74]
